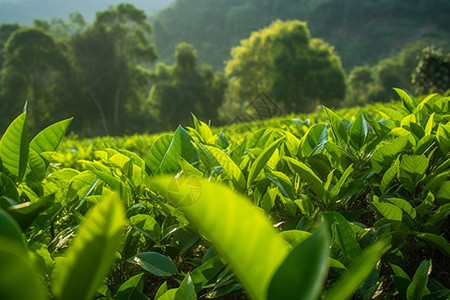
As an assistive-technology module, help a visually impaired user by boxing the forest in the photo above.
[0,0,449,136]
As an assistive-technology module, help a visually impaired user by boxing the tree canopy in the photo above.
[148,43,227,130]
[226,20,346,113]
[0,27,72,131]
[412,47,450,94]
[152,0,450,71]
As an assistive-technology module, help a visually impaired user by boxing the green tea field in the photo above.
[0,89,449,299]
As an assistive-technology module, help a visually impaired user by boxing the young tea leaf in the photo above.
[326,238,390,300]
[150,177,290,300]
[323,106,348,146]
[52,193,127,300]
[406,260,431,300]
[115,273,149,300]
[267,224,330,300]
[247,137,284,188]
[0,113,29,182]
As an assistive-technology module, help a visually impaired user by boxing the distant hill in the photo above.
[152,0,450,72]
[0,0,174,24]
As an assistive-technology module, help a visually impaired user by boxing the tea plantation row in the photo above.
[0,89,449,299]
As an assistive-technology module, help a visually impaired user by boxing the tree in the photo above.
[346,41,431,105]
[71,4,157,135]
[148,43,227,130]
[225,20,346,113]
[0,28,72,132]
[345,66,375,106]
[0,23,20,69]
[412,46,450,94]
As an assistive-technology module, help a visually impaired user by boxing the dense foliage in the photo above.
[412,47,450,95]
[0,90,448,299]
[152,0,450,71]
[226,20,346,114]
[148,43,227,130]
[1,2,449,136]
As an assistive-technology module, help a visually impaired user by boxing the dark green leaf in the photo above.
[0,208,25,246]
[406,260,431,300]
[129,252,178,276]
[115,273,149,300]
[326,238,390,300]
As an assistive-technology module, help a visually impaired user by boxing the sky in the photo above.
[0,0,175,24]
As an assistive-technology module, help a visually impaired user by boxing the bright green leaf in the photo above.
[0,238,47,300]
[150,177,290,300]
[0,113,29,182]
[52,193,127,300]
[267,224,329,300]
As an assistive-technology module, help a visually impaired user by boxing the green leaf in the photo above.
[146,134,173,174]
[130,214,161,242]
[372,202,403,222]
[299,124,328,157]
[179,157,203,177]
[129,252,178,276]
[0,172,19,200]
[150,177,290,300]
[0,208,26,246]
[6,194,54,231]
[398,155,429,192]
[174,274,196,300]
[191,256,226,292]
[406,260,431,300]
[52,193,127,300]
[323,106,348,146]
[204,145,246,188]
[27,148,46,181]
[435,181,450,203]
[326,238,390,300]
[115,273,149,300]
[191,114,213,144]
[381,157,400,193]
[388,198,416,219]
[350,113,370,151]
[267,224,330,300]
[284,156,325,199]
[155,282,168,300]
[324,212,361,262]
[0,238,47,300]
[371,134,411,173]
[266,171,295,200]
[162,126,199,174]
[394,88,417,113]
[247,137,284,188]
[30,118,72,157]
[0,113,29,181]
[330,164,354,199]
[414,233,450,256]
[436,123,450,154]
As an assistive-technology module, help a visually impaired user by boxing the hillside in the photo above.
[152,0,450,71]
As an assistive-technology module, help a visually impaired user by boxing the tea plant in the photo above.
[0,89,448,299]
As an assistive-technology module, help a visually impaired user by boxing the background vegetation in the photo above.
[0,0,449,137]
